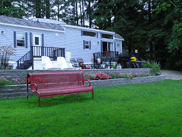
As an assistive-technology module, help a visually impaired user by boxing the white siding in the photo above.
[0,24,123,66]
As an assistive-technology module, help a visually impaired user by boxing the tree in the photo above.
[0,0,26,18]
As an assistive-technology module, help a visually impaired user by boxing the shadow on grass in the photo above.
[25,93,94,107]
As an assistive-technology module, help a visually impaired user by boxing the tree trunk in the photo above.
[36,0,41,18]
[88,1,92,28]
[46,0,50,18]
[80,0,82,26]
[58,0,60,20]
[76,0,78,25]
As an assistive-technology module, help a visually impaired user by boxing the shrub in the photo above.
[142,61,153,68]
[150,62,161,76]
[112,65,116,69]
[109,73,117,79]
[90,74,96,80]
[83,73,91,80]
[0,45,16,70]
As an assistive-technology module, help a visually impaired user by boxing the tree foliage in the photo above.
[1,0,182,71]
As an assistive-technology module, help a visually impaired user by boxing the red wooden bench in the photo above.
[27,71,94,107]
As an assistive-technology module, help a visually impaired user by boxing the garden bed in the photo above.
[0,74,165,99]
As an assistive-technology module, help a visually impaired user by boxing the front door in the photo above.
[102,42,111,52]
[33,34,42,57]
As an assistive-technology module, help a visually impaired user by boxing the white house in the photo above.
[0,15,124,70]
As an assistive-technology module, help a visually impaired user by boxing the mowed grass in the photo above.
[1,79,182,137]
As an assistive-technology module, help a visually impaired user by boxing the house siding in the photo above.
[0,23,123,66]
[0,25,64,62]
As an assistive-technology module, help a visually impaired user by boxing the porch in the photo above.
[16,46,65,70]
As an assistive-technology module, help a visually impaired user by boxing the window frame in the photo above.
[33,34,41,46]
[82,31,96,37]
[102,34,113,39]
[85,40,90,49]
[16,33,25,47]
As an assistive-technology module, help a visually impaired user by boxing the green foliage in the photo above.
[167,21,182,54]
[112,65,116,69]
[0,0,26,18]
[150,62,161,76]
[142,61,153,68]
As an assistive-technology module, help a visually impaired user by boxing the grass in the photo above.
[1,79,182,136]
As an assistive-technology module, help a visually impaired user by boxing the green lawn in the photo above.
[1,79,182,137]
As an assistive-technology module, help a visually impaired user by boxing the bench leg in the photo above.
[92,92,94,99]
[38,96,40,107]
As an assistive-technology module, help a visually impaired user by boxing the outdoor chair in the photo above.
[77,57,84,63]
[41,56,53,70]
[70,58,79,68]
[57,57,69,69]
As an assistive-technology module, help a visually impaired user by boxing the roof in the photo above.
[114,34,124,40]
[65,25,115,35]
[0,16,64,31]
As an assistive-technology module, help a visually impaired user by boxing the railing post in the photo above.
[41,46,44,56]
[17,61,19,69]
[30,46,34,70]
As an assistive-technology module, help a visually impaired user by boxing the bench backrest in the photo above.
[27,71,85,92]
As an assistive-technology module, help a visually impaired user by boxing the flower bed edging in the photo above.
[0,75,165,99]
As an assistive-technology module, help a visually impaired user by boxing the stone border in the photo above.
[0,68,152,81]
[0,75,165,99]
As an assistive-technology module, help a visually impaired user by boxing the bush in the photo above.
[112,65,116,69]
[0,45,16,70]
[141,61,153,68]
[150,62,161,76]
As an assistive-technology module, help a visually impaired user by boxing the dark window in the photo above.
[102,34,113,39]
[35,37,39,45]
[85,41,89,49]
[17,40,24,46]
[83,31,96,37]
[17,33,25,47]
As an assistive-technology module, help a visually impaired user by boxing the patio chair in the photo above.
[57,57,69,69]
[77,57,83,63]
[70,58,79,67]
[41,56,53,70]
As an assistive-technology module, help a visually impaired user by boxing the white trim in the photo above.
[33,34,41,46]
[114,38,124,41]
[0,22,65,33]
[65,25,115,35]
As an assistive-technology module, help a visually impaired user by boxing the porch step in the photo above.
[33,58,42,61]
[16,60,32,69]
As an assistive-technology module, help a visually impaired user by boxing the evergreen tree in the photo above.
[0,0,26,18]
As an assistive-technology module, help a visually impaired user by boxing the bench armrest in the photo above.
[84,80,91,87]
[33,83,38,91]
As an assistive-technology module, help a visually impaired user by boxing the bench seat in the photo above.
[37,86,93,97]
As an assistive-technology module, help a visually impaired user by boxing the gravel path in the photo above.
[160,70,182,80]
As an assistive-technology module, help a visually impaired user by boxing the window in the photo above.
[33,34,41,46]
[83,31,96,37]
[35,37,39,45]
[83,40,91,50]
[17,33,25,47]
[102,34,113,39]
[85,41,89,49]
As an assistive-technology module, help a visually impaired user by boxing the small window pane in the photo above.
[102,34,113,39]
[83,31,96,37]
[17,33,25,47]
[35,37,39,45]
[17,40,24,46]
